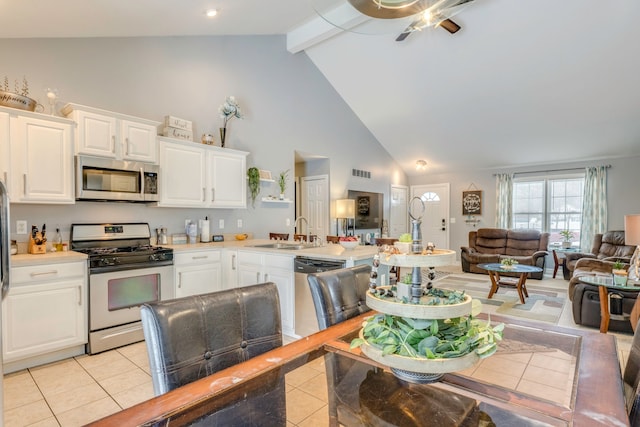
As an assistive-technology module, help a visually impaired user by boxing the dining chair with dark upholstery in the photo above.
[625,318,640,427]
[307,264,371,427]
[269,232,289,240]
[141,282,282,396]
[307,264,371,331]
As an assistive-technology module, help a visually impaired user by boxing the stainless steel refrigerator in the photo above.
[0,180,10,425]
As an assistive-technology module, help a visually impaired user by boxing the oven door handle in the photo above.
[177,272,182,288]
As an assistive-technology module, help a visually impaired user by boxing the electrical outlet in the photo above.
[237,219,243,228]
[450,217,456,224]
[16,220,27,235]
[286,218,290,227]
[219,219,224,229]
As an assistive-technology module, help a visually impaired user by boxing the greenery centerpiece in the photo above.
[612,260,628,286]
[218,96,243,148]
[500,257,518,269]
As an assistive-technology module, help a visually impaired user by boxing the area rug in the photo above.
[432,273,567,325]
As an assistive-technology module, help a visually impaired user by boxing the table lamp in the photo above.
[625,214,640,281]
[335,199,355,236]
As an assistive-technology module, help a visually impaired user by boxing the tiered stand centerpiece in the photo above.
[351,198,503,384]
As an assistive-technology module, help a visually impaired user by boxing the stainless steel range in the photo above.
[71,223,174,354]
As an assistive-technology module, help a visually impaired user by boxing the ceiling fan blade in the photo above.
[437,18,461,34]
[396,30,412,42]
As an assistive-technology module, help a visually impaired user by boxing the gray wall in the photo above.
[1,36,407,243]
[410,155,640,259]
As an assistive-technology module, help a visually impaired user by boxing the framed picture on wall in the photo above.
[462,190,482,215]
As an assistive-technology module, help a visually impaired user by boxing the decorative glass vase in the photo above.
[219,127,226,148]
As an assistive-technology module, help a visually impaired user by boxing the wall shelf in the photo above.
[261,197,292,204]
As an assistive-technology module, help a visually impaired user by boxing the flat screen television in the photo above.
[348,190,383,230]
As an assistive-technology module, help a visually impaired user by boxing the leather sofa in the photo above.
[569,258,636,333]
[460,228,549,280]
[563,230,636,280]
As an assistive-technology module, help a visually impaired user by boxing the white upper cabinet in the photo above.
[208,149,247,208]
[158,138,207,207]
[62,103,160,163]
[158,137,248,209]
[0,106,75,204]
[0,111,10,189]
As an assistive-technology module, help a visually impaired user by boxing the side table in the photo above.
[577,275,640,333]
[549,246,580,279]
[478,263,543,304]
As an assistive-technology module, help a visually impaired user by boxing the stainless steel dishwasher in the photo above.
[294,257,346,337]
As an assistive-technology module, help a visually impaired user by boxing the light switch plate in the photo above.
[17,220,27,234]
[219,219,224,229]
[237,219,243,228]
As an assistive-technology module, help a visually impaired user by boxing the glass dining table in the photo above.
[88,313,628,427]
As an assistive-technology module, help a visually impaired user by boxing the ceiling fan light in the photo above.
[416,160,427,170]
[372,0,421,10]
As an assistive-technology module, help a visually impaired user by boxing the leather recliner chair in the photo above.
[141,282,283,396]
[564,230,635,280]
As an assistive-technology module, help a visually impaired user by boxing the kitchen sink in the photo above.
[250,243,312,250]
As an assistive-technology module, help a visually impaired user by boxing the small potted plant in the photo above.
[560,230,574,249]
[612,260,628,286]
[394,233,412,254]
[500,258,518,269]
[277,169,289,200]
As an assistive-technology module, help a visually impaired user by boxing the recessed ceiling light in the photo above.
[205,9,218,18]
[416,159,427,170]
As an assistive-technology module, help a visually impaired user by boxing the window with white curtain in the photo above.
[512,174,585,244]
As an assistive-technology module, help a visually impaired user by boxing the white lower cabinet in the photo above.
[174,249,222,298]
[237,251,294,336]
[221,249,239,290]
[2,261,87,370]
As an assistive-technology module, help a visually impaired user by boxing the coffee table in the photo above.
[577,275,640,333]
[478,263,543,304]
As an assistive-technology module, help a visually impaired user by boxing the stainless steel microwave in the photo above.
[75,156,159,202]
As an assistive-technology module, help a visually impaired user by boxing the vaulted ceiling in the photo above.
[3,0,640,175]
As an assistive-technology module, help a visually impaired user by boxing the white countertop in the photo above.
[10,251,88,267]
[165,239,380,262]
[9,239,380,267]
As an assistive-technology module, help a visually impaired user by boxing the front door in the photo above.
[410,183,450,250]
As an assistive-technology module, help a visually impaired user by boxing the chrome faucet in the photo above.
[294,216,309,243]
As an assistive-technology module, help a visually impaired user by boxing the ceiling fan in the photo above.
[346,0,475,42]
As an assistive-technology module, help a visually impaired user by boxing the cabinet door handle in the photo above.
[202,188,206,202]
[30,270,58,277]
[125,137,130,156]
[23,174,27,195]
[192,255,208,260]
[3,171,7,187]
[256,272,260,283]
[111,135,116,152]
[211,188,215,202]
[232,254,236,270]
[78,286,82,306]
[178,272,182,288]
[264,273,269,282]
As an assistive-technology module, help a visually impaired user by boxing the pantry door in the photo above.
[410,183,450,250]
[300,175,329,240]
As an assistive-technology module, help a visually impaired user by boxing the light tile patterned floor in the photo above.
[2,268,634,426]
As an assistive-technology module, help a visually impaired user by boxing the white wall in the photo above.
[410,155,640,258]
[0,36,408,243]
